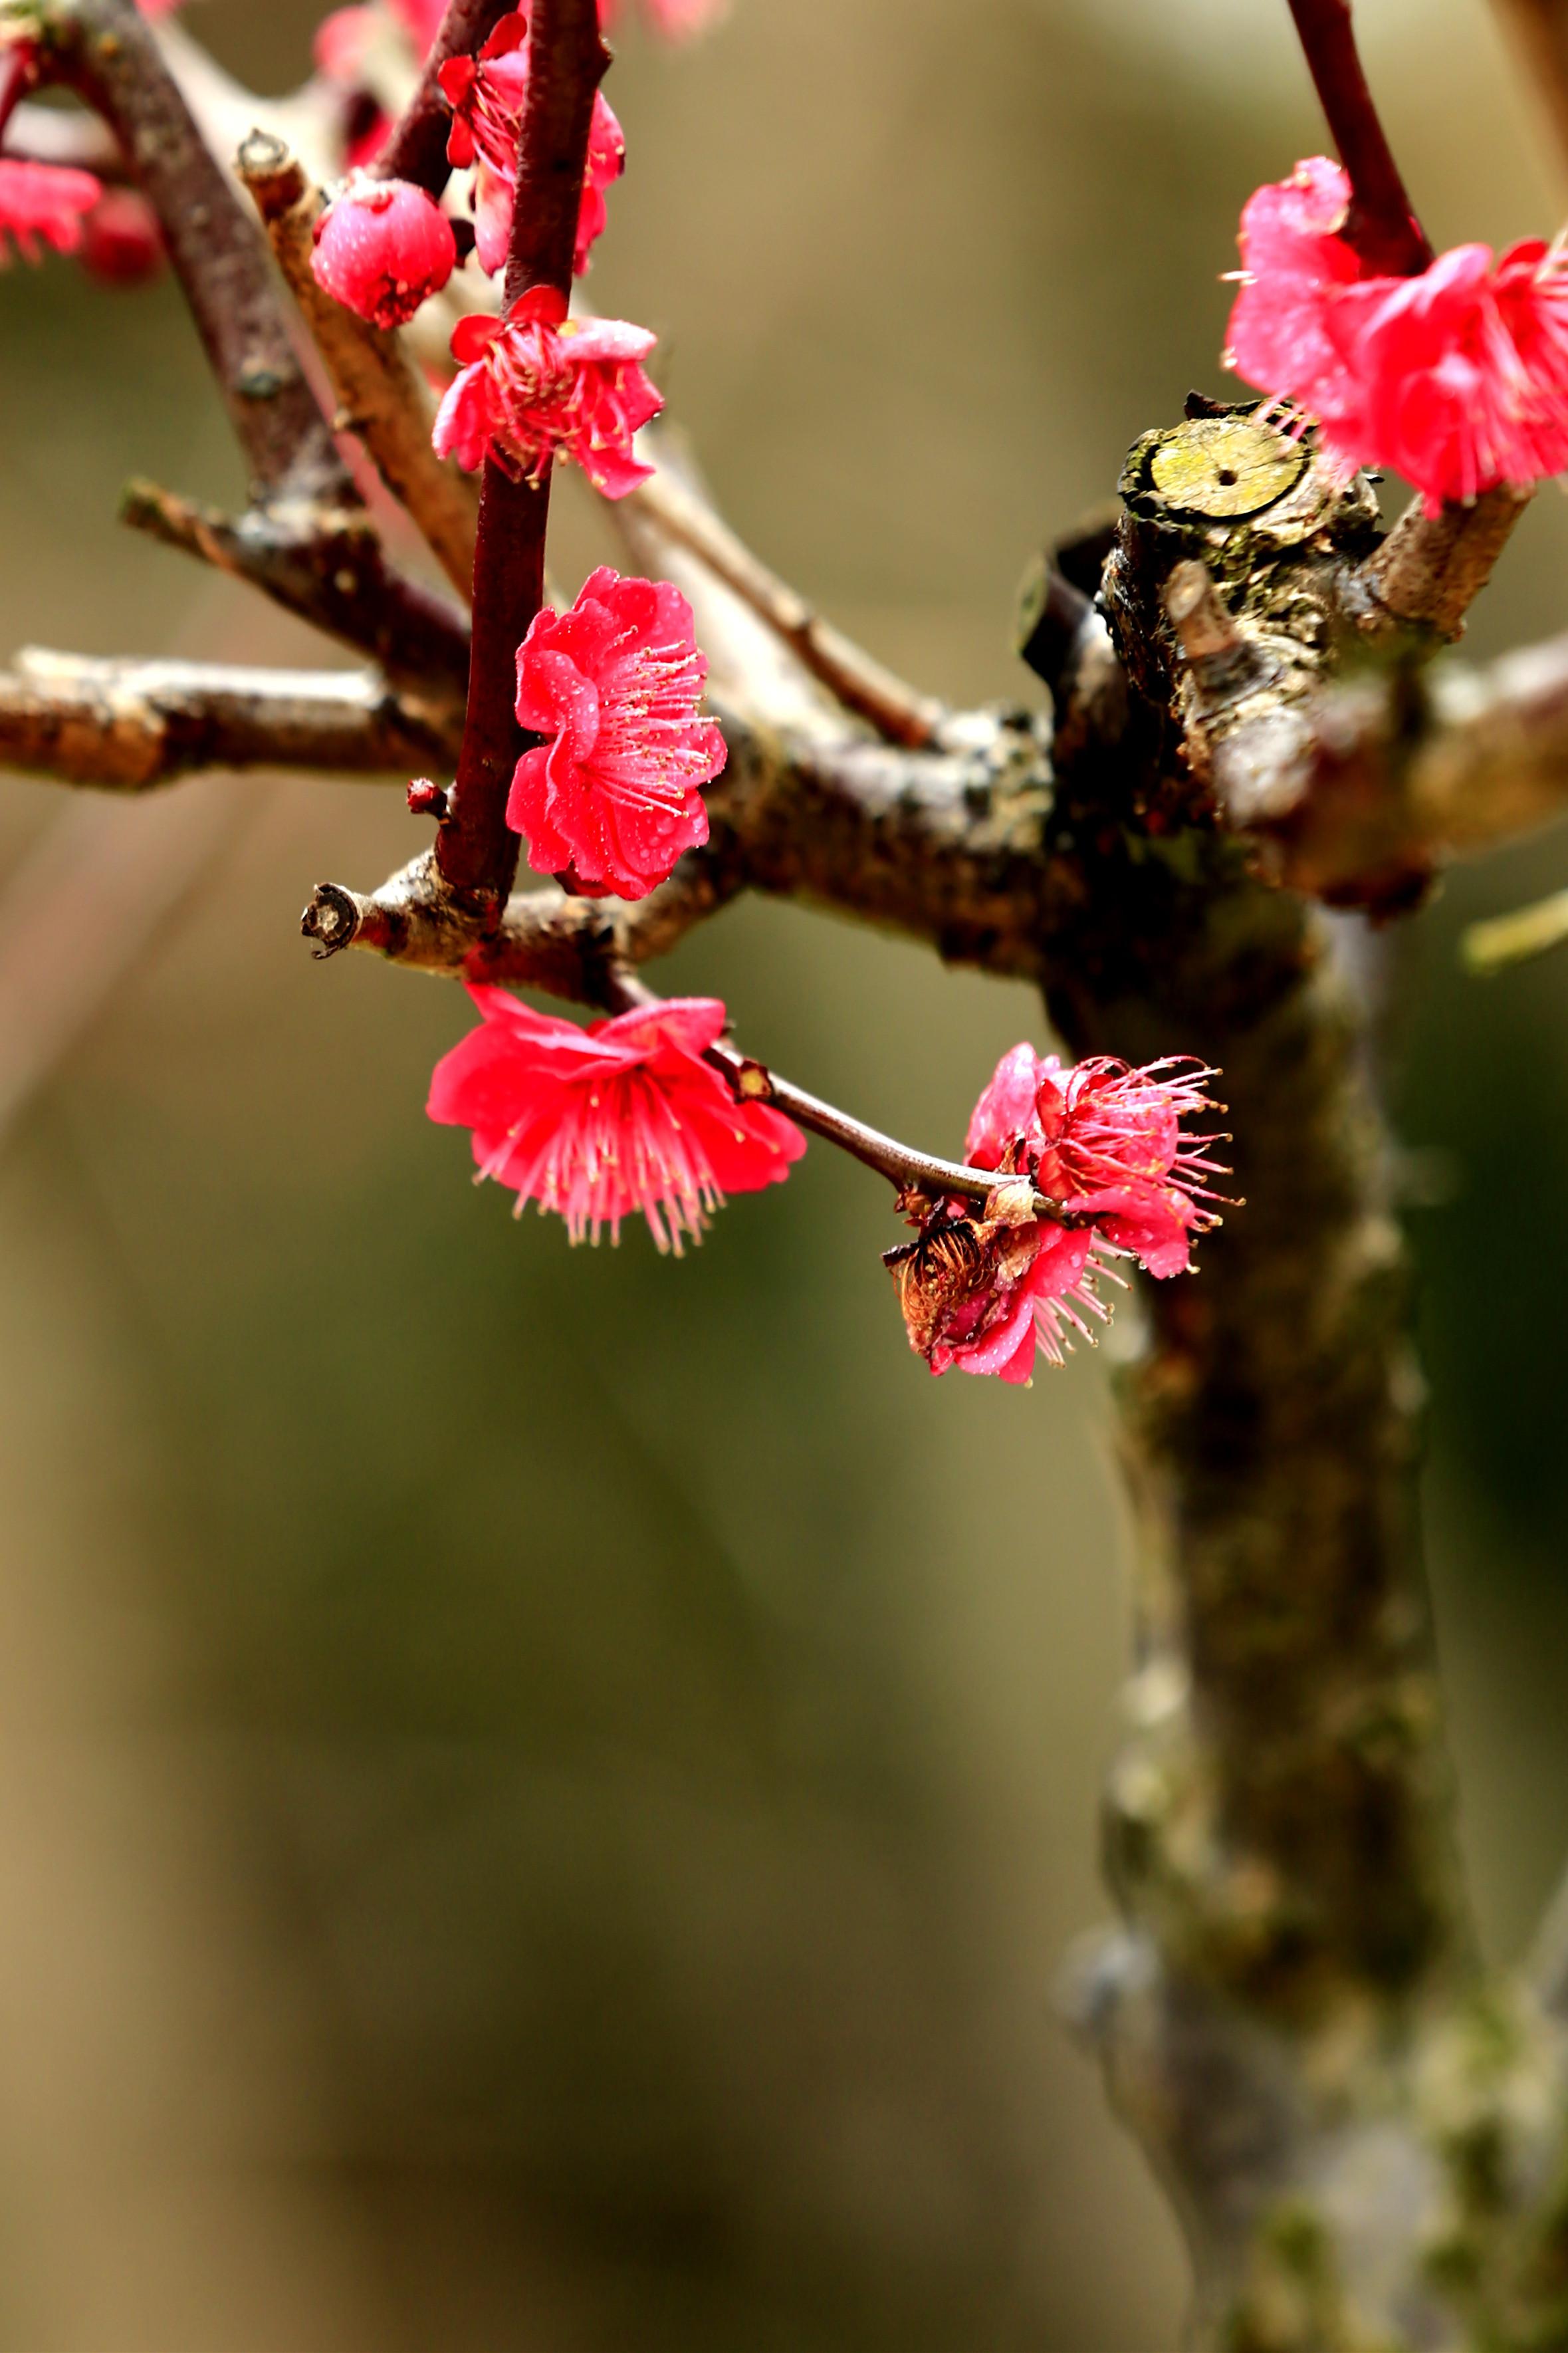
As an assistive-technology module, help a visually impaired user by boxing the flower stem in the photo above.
[0,43,35,146]
[433,0,610,916]
[1285,0,1432,275]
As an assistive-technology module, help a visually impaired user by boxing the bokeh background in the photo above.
[0,1,1565,2344]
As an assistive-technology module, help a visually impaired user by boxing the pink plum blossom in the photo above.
[427,989,804,1251]
[509,566,726,900]
[439,9,623,277]
[1226,157,1568,510]
[431,286,660,494]
[311,172,457,328]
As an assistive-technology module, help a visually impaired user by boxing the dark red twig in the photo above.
[373,0,516,195]
[433,0,610,914]
[1285,0,1432,275]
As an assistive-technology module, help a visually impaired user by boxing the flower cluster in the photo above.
[510,566,726,898]
[432,286,660,493]
[310,171,457,329]
[886,1045,1226,1385]
[1226,158,1568,510]
[440,10,624,279]
[427,991,804,1251]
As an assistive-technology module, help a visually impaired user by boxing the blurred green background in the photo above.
[0,1,1566,2344]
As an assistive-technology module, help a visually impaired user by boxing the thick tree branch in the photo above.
[237,134,479,600]
[433,0,609,916]
[1284,0,1432,274]
[0,652,455,789]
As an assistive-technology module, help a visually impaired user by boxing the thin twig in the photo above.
[625,467,946,750]
[1284,0,1432,275]
[374,0,516,194]
[237,134,479,599]
[120,479,472,708]
[433,0,610,914]
[1354,486,1531,644]
[0,650,457,789]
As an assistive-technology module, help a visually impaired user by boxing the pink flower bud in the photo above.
[311,172,457,330]
[78,188,166,287]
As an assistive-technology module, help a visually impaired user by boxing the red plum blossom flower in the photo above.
[886,1206,1109,1386]
[440,10,624,278]
[1226,158,1568,511]
[78,187,166,286]
[431,287,660,494]
[509,566,726,900]
[0,160,102,265]
[968,1042,1225,1281]
[311,172,457,328]
[427,989,804,1251]
[887,1044,1226,1384]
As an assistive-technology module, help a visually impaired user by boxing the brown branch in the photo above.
[0,650,456,789]
[1353,485,1531,644]
[374,0,516,195]
[34,0,347,503]
[625,467,946,750]
[120,479,471,711]
[1285,0,1432,275]
[237,134,479,600]
[433,0,610,916]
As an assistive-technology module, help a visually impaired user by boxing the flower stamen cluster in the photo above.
[887,1045,1226,1384]
[431,285,660,494]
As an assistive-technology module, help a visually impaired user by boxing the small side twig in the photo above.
[1355,485,1532,644]
[237,134,479,600]
[1284,0,1432,274]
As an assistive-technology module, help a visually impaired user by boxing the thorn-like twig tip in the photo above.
[301,880,363,959]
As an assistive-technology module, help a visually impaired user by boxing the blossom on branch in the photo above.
[886,1203,1108,1386]
[509,566,725,900]
[311,172,457,328]
[439,10,624,278]
[427,989,804,1251]
[887,1045,1225,1384]
[0,159,102,265]
[1225,158,1568,511]
[431,287,660,493]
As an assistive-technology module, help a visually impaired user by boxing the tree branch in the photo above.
[1284,0,1432,274]
[119,479,472,711]
[237,134,479,600]
[624,467,947,749]
[33,0,346,502]
[0,650,456,789]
